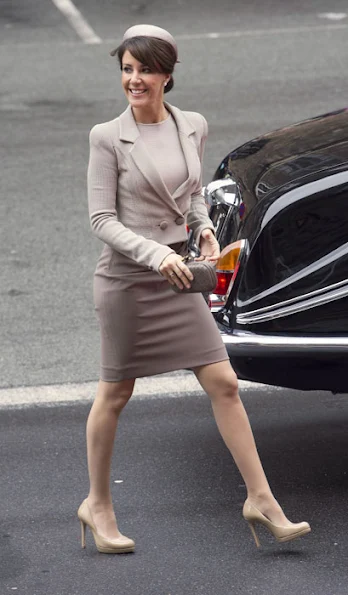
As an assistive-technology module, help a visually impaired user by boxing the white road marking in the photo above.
[50,0,102,44]
[0,375,277,409]
[2,23,348,49]
[166,23,348,41]
[318,13,347,21]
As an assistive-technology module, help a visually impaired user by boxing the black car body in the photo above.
[204,108,348,393]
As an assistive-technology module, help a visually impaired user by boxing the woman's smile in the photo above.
[129,88,147,96]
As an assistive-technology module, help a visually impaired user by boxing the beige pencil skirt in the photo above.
[93,244,229,382]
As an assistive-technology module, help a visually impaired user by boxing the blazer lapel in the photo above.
[165,104,200,199]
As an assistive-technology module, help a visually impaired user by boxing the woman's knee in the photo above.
[97,379,134,413]
[212,369,239,401]
[195,361,239,400]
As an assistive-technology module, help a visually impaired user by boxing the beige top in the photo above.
[137,115,188,196]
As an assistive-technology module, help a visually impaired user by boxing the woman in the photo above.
[78,24,310,554]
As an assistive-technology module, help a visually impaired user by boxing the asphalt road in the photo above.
[1,3,348,594]
[1,386,348,595]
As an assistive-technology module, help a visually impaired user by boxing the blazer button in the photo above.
[175,216,185,225]
[159,220,168,230]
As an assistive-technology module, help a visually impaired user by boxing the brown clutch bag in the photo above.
[171,256,217,294]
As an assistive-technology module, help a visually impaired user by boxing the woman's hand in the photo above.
[198,229,220,262]
[159,253,193,290]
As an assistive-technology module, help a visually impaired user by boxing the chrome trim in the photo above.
[211,306,223,313]
[204,179,237,206]
[210,294,225,313]
[239,240,348,307]
[240,278,348,314]
[219,330,348,355]
[237,279,348,324]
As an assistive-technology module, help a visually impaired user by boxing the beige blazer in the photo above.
[87,102,214,272]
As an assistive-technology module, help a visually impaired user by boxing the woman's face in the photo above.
[121,50,169,111]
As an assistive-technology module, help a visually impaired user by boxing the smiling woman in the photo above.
[78,23,310,557]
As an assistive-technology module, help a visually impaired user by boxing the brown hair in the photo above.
[110,36,176,93]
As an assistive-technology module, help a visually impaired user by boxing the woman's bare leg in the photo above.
[85,378,135,539]
[193,361,291,525]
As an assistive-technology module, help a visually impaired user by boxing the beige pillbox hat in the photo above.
[110,24,180,62]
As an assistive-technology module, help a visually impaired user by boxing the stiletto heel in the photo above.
[243,499,311,547]
[247,521,260,548]
[77,499,135,554]
[80,519,86,549]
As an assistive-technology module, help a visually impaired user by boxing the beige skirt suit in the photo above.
[87,102,228,381]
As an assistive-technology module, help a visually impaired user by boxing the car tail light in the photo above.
[209,241,244,310]
[214,272,233,295]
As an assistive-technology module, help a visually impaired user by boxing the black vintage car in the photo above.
[204,108,348,393]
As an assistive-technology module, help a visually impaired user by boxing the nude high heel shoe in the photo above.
[77,499,135,554]
[243,499,311,548]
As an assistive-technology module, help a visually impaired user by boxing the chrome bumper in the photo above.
[219,328,348,356]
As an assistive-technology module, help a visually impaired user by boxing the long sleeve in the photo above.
[186,115,215,245]
[87,125,174,272]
